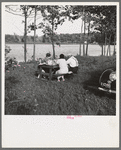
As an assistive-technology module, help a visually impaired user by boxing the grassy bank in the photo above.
[5,55,116,115]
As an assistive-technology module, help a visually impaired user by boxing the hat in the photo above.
[67,54,72,57]
[46,53,51,57]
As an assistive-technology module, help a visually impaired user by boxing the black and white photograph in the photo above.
[2,1,119,148]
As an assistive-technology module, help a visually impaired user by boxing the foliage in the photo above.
[5,45,18,71]
[38,5,68,58]
[90,6,116,46]
[5,45,11,59]
[5,33,106,44]
[68,5,116,55]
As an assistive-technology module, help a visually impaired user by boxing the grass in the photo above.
[5,55,116,115]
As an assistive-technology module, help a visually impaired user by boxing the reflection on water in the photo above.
[6,44,115,62]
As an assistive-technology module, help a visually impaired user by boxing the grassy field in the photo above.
[5,55,116,115]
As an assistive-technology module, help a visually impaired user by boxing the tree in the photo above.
[5,45,18,71]
[69,5,116,56]
[27,5,45,61]
[22,5,28,62]
[84,6,97,56]
[5,45,11,60]
[5,5,34,62]
[29,6,37,61]
[92,6,116,56]
[68,5,84,55]
[40,5,67,58]
[67,6,97,56]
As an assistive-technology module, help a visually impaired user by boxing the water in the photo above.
[6,43,115,62]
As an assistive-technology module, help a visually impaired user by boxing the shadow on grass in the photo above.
[5,100,35,115]
[82,70,116,100]
[5,88,37,115]
[5,76,20,85]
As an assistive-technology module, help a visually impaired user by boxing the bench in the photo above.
[51,71,73,81]
[39,64,73,81]
[40,70,73,81]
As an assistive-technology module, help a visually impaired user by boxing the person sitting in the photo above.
[41,53,52,65]
[37,53,52,73]
[66,54,79,74]
[56,54,69,82]
[37,53,57,79]
[36,58,45,78]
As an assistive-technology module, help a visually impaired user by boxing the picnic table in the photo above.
[39,64,73,81]
[39,64,59,81]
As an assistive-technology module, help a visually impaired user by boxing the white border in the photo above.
[2,2,119,148]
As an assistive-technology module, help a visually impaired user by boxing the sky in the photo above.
[3,2,118,37]
[4,8,82,37]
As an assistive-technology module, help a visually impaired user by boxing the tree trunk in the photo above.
[79,19,83,56]
[52,26,55,59]
[109,44,111,56]
[86,21,90,56]
[24,7,27,62]
[100,21,104,56]
[83,18,86,56]
[113,35,116,55]
[82,7,85,56]
[104,33,107,56]
[52,39,55,59]
[101,45,103,56]
[108,34,111,56]
[33,7,37,61]
[79,7,84,56]
[79,39,81,56]
[52,7,55,59]
[106,45,109,56]
[86,42,88,56]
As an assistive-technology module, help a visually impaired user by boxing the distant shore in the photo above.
[5,42,100,45]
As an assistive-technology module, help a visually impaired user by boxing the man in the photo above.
[66,54,79,74]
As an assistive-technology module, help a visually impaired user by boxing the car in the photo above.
[98,69,116,94]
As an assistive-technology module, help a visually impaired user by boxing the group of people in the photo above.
[37,53,79,80]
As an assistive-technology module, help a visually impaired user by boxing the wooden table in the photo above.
[39,64,59,81]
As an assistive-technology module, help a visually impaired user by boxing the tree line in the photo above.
[5,5,116,62]
[5,32,115,45]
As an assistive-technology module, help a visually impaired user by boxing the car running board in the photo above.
[98,87,116,94]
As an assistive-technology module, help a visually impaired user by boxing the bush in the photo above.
[5,45,18,71]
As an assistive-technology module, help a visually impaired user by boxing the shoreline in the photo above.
[5,43,115,46]
[5,42,101,45]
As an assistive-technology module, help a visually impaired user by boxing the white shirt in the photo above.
[56,59,68,74]
[66,56,78,67]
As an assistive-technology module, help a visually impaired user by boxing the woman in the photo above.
[36,53,52,78]
[37,53,57,79]
[56,54,69,81]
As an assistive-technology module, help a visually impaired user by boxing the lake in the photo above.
[6,44,115,62]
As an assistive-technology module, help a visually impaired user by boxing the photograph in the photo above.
[2,1,119,148]
[4,3,118,115]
